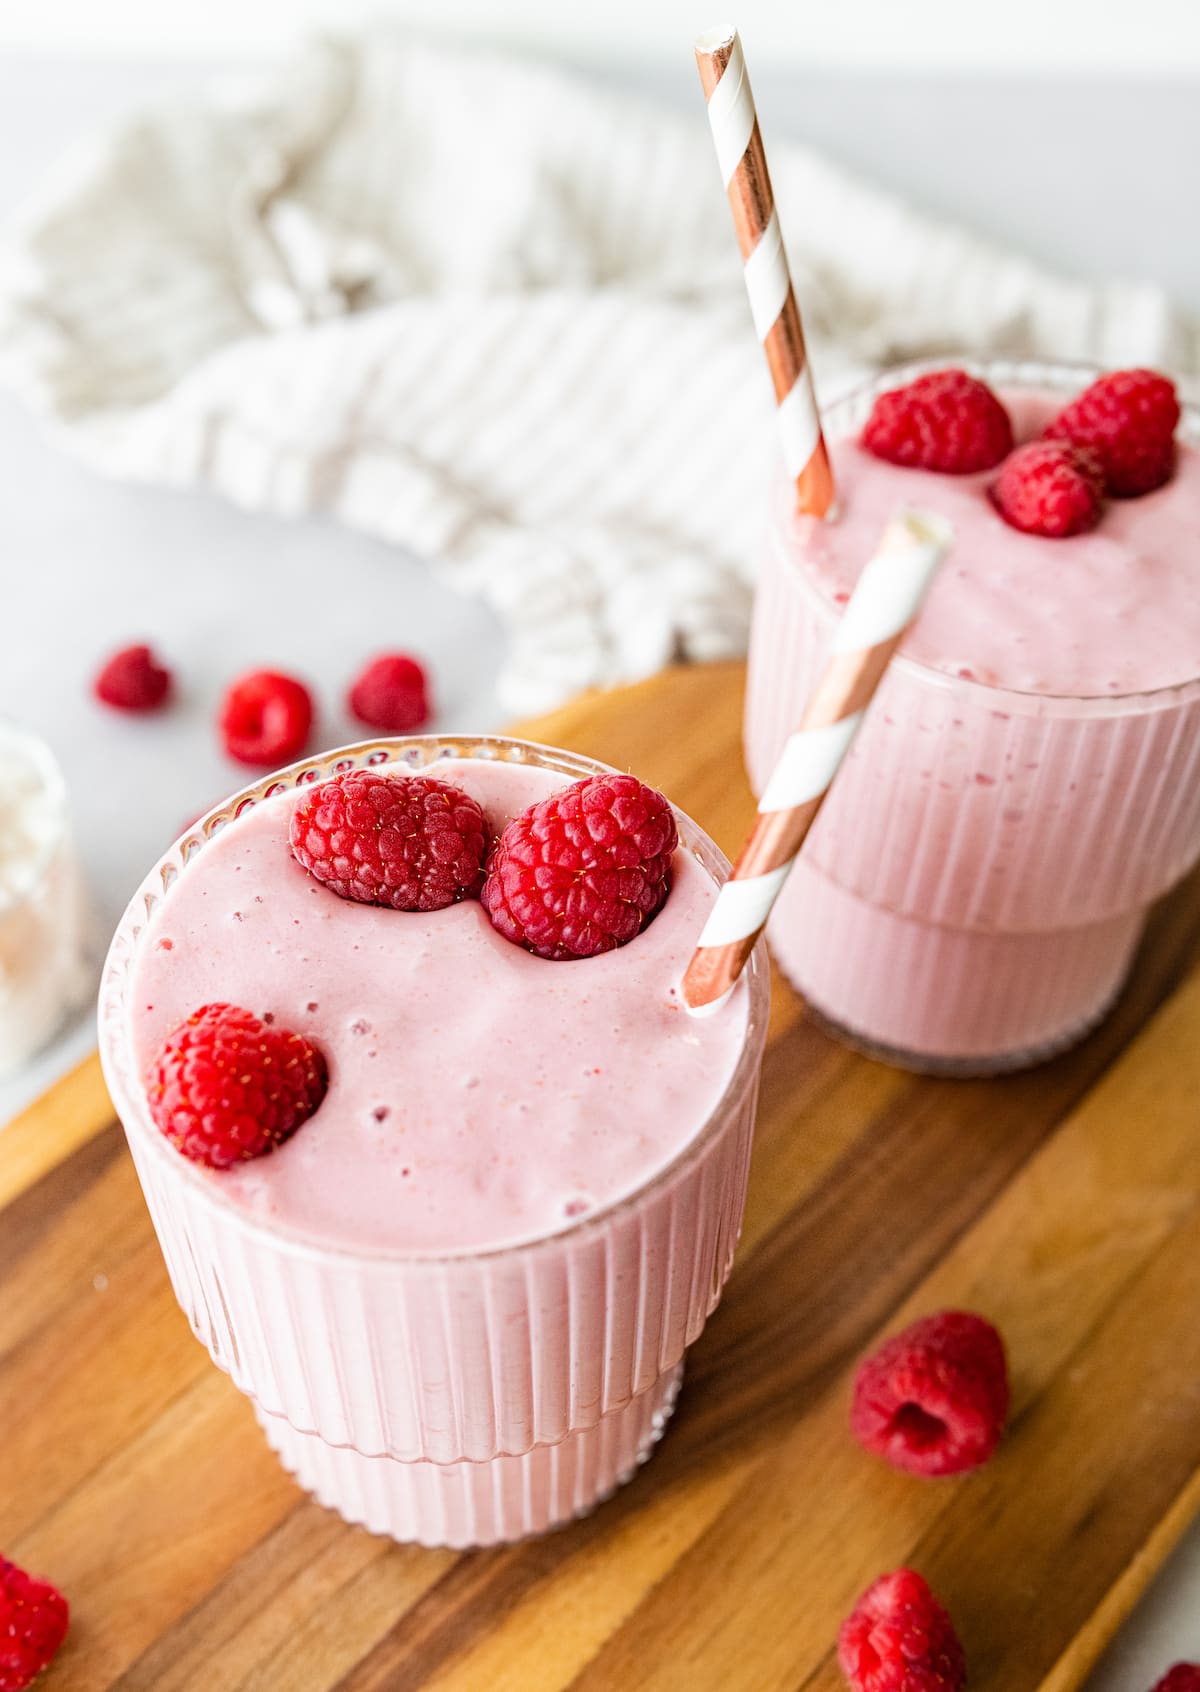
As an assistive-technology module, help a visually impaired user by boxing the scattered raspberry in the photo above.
[148,1003,328,1169]
[862,369,1014,473]
[990,439,1105,538]
[1045,368,1180,496]
[482,773,677,960]
[839,1569,966,1692]
[1149,1668,1200,1692]
[219,670,313,767]
[93,643,172,712]
[852,1310,1009,1478]
[0,1557,68,1692]
[348,654,431,734]
[290,772,488,912]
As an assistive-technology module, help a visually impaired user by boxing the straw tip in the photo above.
[694,23,738,54]
[680,983,734,1018]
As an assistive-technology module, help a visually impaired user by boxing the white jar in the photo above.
[0,723,93,1077]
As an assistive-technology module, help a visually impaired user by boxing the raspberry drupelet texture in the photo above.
[219,670,314,767]
[861,369,1014,474]
[347,654,431,734]
[1044,368,1180,497]
[990,439,1105,538]
[148,1003,328,1169]
[0,1557,69,1692]
[93,643,172,712]
[290,771,489,912]
[482,773,677,960]
[838,1569,966,1692]
[851,1310,1010,1478]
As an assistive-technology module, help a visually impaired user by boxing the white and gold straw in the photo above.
[695,25,835,518]
[681,510,953,1013]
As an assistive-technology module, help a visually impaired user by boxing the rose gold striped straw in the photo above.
[695,25,835,519]
[681,509,953,1014]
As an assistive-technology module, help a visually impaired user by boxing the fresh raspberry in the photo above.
[0,1557,68,1692]
[348,654,431,734]
[148,1003,328,1169]
[1150,1669,1200,1692]
[219,670,313,767]
[839,1569,966,1692]
[851,1310,1009,1478]
[482,773,677,960]
[93,643,172,712]
[862,369,1014,473]
[289,771,488,911]
[989,439,1104,538]
[1044,368,1180,496]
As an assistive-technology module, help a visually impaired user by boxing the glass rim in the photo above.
[98,732,770,1270]
[783,354,1200,713]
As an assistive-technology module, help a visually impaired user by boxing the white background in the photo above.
[0,15,1197,1685]
[1,0,1199,74]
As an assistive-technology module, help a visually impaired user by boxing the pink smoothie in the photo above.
[745,367,1200,1070]
[128,758,749,1255]
[795,389,1200,696]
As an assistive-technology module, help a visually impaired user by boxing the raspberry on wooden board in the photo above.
[851,1310,1009,1478]
[0,1556,69,1692]
[838,1568,966,1692]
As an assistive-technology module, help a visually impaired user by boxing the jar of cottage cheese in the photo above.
[0,723,92,1077]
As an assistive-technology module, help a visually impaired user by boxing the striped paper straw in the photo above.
[695,26,835,519]
[680,509,953,1014]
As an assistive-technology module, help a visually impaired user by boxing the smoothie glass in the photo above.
[99,736,768,1547]
[745,359,1200,1074]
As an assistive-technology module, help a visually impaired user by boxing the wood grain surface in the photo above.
[3,661,1200,1692]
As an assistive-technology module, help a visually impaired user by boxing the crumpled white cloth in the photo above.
[1,36,1196,714]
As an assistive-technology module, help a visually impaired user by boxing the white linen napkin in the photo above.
[1,35,1195,713]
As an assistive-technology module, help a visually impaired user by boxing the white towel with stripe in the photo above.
[0,34,1196,715]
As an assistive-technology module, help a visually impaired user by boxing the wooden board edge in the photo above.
[1038,1463,1200,1692]
[0,1050,114,1210]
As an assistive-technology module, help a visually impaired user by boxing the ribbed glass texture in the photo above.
[99,736,768,1543]
[745,360,1200,1071]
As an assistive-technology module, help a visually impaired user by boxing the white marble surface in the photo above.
[0,48,1196,1685]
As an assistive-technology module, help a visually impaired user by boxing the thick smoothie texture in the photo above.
[745,372,1200,1068]
[129,757,748,1255]
[796,390,1200,696]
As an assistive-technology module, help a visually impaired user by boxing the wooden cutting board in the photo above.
[4,660,1200,1692]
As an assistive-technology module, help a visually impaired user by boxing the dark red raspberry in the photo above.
[348,654,431,734]
[1150,1670,1200,1692]
[482,773,677,961]
[862,369,1014,473]
[990,439,1104,538]
[839,1569,966,1692]
[851,1310,1009,1478]
[148,1003,327,1169]
[93,643,172,712]
[290,771,488,911]
[0,1557,69,1692]
[219,670,313,767]
[1045,368,1180,496]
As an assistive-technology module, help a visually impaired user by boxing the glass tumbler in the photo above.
[744,360,1200,1074]
[98,736,768,1547]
